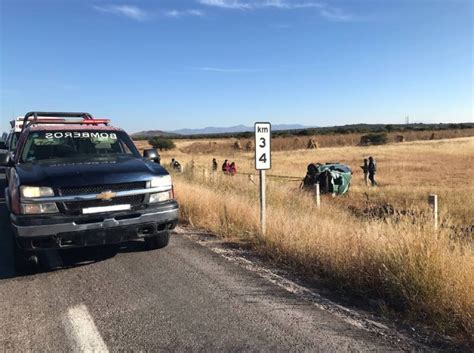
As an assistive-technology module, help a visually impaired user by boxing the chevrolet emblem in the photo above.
[96,190,117,201]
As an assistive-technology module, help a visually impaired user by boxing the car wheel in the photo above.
[144,231,170,250]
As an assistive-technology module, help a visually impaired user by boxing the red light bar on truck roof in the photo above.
[26,118,110,124]
[81,119,110,125]
[21,112,109,133]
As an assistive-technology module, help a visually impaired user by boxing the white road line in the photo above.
[63,305,109,353]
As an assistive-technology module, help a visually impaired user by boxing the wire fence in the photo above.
[236,171,302,181]
[173,165,446,230]
[172,163,449,208]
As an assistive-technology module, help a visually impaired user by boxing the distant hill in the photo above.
[131,130,179,138]
[132,122,474,140]
[170,124,309,136]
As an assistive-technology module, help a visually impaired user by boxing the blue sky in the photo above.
[1,0,472,133]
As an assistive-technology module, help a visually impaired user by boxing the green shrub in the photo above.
[148,137,176,151]
[360,132,388,145]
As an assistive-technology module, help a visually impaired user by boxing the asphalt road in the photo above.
[0,190,428,351]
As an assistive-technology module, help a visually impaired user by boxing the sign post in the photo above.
[255,122,271,235]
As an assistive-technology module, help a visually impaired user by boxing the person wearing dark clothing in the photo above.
[368,156,377,186]
[173,160,181,171]
[302,163,319,189]
[229,162,237,176]
[222,159,230,174]
[360,158,369,186]
[212,158,218,172]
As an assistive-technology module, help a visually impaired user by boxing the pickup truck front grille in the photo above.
[59,182,147,196]
[59,182,148,215]
[64,195,145,213]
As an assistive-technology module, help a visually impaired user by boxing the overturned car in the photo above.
[302,163,352,195]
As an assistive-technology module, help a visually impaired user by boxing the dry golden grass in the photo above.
[136,136,474,339]
[175,179,473,338]
[153,137,474,225]
[157,128,474,154]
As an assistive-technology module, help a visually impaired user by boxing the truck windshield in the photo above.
[20,130,140,162]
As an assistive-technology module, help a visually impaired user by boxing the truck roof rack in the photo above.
[21,112,110,132]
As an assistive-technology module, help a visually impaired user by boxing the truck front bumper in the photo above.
[10,201,179,250]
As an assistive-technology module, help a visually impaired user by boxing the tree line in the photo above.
[132,122,473,142]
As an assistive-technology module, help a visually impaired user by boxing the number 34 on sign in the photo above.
[255,122,271,170]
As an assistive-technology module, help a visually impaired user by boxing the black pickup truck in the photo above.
[0,112,178,268]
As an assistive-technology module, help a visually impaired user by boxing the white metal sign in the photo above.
[255,122,271,170]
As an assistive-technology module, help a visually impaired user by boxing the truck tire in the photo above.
[13,246,39,274]
[144,231,170,250]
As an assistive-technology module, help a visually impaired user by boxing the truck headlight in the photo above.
[20,186,54,198]
[149,191,173,204]
[150,175,172,189]
[20,203,59,214]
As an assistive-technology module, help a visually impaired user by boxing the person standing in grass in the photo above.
[212,158,218,172]
[229,162,237,176]
[222,159,230,174]
[361,158,369,186]
[368,156,377,186]
[172,159,182,172]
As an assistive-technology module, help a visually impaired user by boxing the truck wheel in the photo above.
[11,231,39,274]
[13,247,39,274]
[144,231,170,250]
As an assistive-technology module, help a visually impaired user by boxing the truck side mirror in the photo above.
[0,141,6,150]
[143,149,161,164]
[0,150,11,166]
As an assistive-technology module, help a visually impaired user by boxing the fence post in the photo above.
[428,194,438,231]
[248,174,256,185]
[315,183,320,209]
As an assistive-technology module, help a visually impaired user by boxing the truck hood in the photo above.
[15,156,169,188]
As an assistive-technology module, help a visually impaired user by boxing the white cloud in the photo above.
[93,4,149,21]
[197,0,251,9]
[319,7,354,22]
[197,0,322,10]
[92,1,355,23]
[197,0,356,22]
[165,9,205,18]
